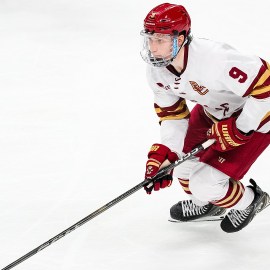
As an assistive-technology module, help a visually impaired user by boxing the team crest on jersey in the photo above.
[189,81,209,95]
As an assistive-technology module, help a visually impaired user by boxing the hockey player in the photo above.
[141,3,270,233]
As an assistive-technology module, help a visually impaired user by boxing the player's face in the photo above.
[147,33,173,59]
[140,30,179,67]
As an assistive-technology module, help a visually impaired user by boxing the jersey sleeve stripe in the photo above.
[250,85,270,99]
[154,98,190,121]
[257,112,270,130]
[243,64,269,97]
[155,101,186,116]
[158,109,190,121]
[253,69,270,89]
[154,97,185,112]
[261,58,270,70]
[250,66,270,98]
[251,92,270,99]
[244,59,270,98]
[251,85,270,95]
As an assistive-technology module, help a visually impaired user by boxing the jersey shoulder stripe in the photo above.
[257,112,270,131]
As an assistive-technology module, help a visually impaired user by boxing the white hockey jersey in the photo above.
[146,37,270,153]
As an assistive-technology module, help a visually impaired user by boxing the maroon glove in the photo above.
[207,117,253,152]
[144,143,179,194]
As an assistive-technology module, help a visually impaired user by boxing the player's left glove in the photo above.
[207,117,253,152]
[144,143,179,194]
[144,173,174,195]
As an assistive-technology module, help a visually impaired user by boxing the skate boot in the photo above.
[169,200,226,222]
[220,179,270,233]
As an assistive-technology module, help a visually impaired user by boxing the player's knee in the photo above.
[189,172,211,201]
[188,163,229,202]
[173,157,199,179]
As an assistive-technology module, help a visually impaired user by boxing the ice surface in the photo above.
[0,1,269,269]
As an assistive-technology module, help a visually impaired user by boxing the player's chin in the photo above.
[152,55,170,60]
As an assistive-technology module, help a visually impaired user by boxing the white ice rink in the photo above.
[0,1,269,269]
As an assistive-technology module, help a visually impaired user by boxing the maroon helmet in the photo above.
[144,3,191,36]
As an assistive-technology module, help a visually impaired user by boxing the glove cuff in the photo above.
[225,118,253,145]
[148,143,179,163]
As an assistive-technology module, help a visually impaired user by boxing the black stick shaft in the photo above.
[1,179,150,270]
[1,139,214,270]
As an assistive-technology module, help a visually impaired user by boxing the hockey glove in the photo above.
[207,117,253,152]
[144,143,179,194]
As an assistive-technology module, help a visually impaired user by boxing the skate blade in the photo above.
[168,215,225,223]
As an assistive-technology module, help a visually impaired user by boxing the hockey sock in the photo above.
[211,178,245,208]
[178,178,192,194]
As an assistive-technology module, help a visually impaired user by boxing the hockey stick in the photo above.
[1,139,215,270]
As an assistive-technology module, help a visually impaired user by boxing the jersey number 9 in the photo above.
[229,67,248,83]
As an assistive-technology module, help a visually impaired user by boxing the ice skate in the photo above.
[169,200,226,222]
[220,179,270,233]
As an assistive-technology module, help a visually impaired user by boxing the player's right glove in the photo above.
[207,117,253,152]
[144,143,179,194]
